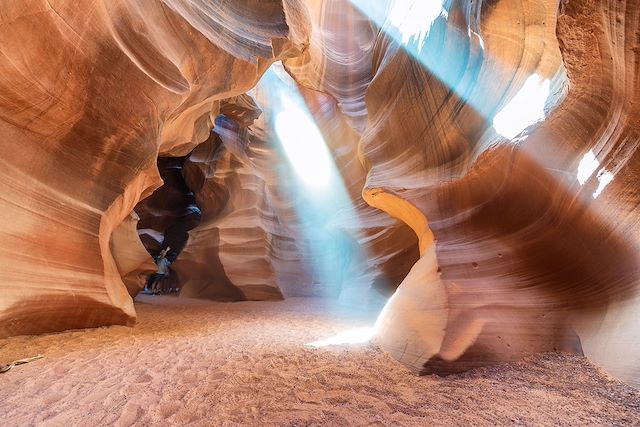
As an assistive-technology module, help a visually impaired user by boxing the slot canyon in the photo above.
[1,0,639,425]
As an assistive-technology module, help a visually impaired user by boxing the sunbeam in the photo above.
[275,105,333,189]
[306,327,375,348]
[255,63,375,302]
[348,0,554,141]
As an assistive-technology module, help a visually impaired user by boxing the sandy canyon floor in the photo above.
[1,296,639,426]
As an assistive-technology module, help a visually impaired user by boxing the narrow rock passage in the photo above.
[0,297,638,426]
[136,156,202,264]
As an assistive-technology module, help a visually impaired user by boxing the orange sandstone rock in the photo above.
[0,0,310,337]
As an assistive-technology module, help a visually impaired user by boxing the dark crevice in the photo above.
[135,155,202,293]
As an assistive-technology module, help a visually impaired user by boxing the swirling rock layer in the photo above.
[285,0,640,386]
[169,85,417,303]
[0,0,309,337]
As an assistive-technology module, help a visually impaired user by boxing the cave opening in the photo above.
[129,60,418,309]
[135,154,202,295]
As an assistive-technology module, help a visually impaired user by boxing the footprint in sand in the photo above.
[114,402,141,427]
[133,372,153,383]
[159,401,182,419]
[42,392,68,405]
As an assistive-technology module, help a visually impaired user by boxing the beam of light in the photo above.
[304,290,398,348]
[347,0,475,98]
[387,0,447,49]
[347,0,482,112]
[577,150,599,185]
[492,74,551,140]
[257,63,383,305]
[274,105,333,189]
[575,150,615,198]
[348,0,556,141]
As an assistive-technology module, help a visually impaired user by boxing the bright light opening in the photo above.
[577,150,599,185]
[593,169,614,199]
[388,0,447,49]
[275,107,333,189]
[493,74,551,140]
[575,150,614,198]
[306,327,375,348]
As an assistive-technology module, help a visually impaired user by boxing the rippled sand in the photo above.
[1,296,638,426]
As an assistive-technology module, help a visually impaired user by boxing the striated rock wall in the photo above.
[293,84,420,302]
[357,0,575,372]
[175,114,292,301]
[171,84,417,304]
[0,0,310,337]
[286,0,639,386]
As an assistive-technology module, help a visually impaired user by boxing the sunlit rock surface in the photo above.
[285,0,640,386]
[0,0,309,337]
[0,0,638,389]
[292,84,420,301]
[175,112,289,301]
[169,85,417,303]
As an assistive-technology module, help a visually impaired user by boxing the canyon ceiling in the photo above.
[0,0,638,387]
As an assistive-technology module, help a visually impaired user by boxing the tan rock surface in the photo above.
[286,0,640,385]
[176,121,288,301]
[0,0,309,337]
[164,74,417,304]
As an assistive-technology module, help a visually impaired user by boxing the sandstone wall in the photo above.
[0,0,309,337]
[287,0,639,385]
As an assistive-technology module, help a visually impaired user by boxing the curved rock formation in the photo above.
[111,211,157,297]
[284,0,639,386]
[175,112,289,301]
[168,84,417,303]
[0,0,310,337]
[355,0,577,372]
